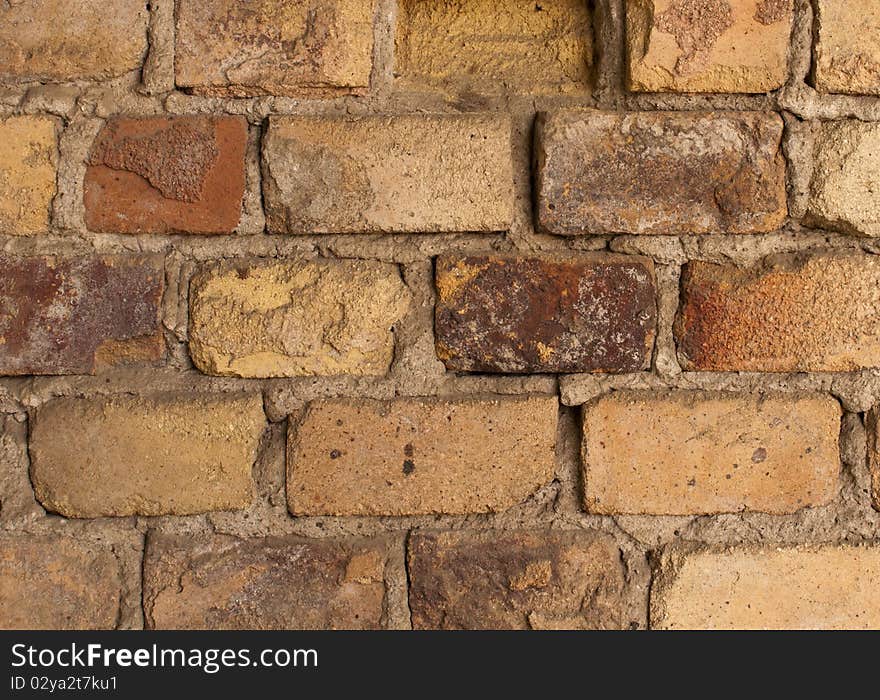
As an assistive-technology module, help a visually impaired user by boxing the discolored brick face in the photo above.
[175,0,375,97]
[676,253,880,371]
[814,1,880,95]
[652,545,880,629]
[0,536,121,630]
[84,116,247,235]
[408,530,628,630]
[0,255,165,375]
[626,0,793,93]
[287,396,557,516]
[30,393,266,517]
[582,391,841,515]
[435,254,656,373]
[144,534,391,630]
[535,110,787,235]
[0,116,58,235]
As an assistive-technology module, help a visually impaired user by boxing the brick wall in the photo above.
[2,0,880,631]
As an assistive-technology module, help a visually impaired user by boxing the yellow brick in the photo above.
[0,117,58,235]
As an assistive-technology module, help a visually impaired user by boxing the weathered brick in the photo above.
[626,0,793,93]
[408,530,627,629]
[652,545,880,629]
[582,390,840,515]
[864,409,880,511]
[395,0,592,93]
[30,393,266,517]
[435,254,656,373]
[288,396,557,516]
[0,536,121,630]
[176,0,375,97]
[814,1,880,95]
[144,533,390,629]
[84,116,247,234]
[676,253,880,371]
[263,114,514,234]
[0,255,164,375]
[189,259,410,377]
[0,0,147,83]
[807,121,880,236]
[535,110,786,235]
[0,116,57,235]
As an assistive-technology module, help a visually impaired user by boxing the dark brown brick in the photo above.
[435,254,656,373]
[84,116,247,234]
[0,255,164,375]
[144,533,391,629]
[408,530,627,630]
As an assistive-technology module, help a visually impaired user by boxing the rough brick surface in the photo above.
[814,1,880,95]
[652,545,880,629]
[865,409,880,511]
[626,0,793,93]
[175,0,375,97]
[395,0,592,93]
[535,110,787,235]
[30,393,266,517]
[0,536,121,630]
[807,121,880,236]
[84,116,247,235]
[582,391,841,515]
[0,255,164,375]
[189,259,410,377]
[288,396,557,516]
[0,0,147,83]
[144,533,390,629]
[435,254,656,373]
[676,253,880,371]
[0,116,58,235]
[263,114,514,234]
[408,530,627,629]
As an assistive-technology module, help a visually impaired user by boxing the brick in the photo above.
[582,390,840,515]
[288,396,557,516]
[175,0,375,97]
[535,110,786,235]
[864,409,880,511]
[0,116,57,235]
[0,255,164,375]
[652,545,880,629]
[0,536,121,630]
[30,393,266,517]
[814,1,880,95]
[0,0,147,83]
[435,254,656,373]
[189,259,410,377]
[144,533,390,629]
[676,253,880,371]
[84,116,247,235]
[263,114,514,234]
[408,530,627,629]
[626,0,793,93]
[395,0,592,93]
[807,121,880,236]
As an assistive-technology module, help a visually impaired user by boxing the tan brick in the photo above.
[0,0,148,83]
[395,0,592,94]
[582,391,840,515]
[676,253,880,371]
[0,116,57,235]
[263,114,514,234]
[288,396,557,516]
[144,533,391,629]
[652,545,880,629]
[807,121,880,236]
[30,393,266,517]
[814,1,880,95]
[0,536,121,630]
[176,0,375,97]
[626,0,793,93]
[189,259,411,377]
[408,530,627,629]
